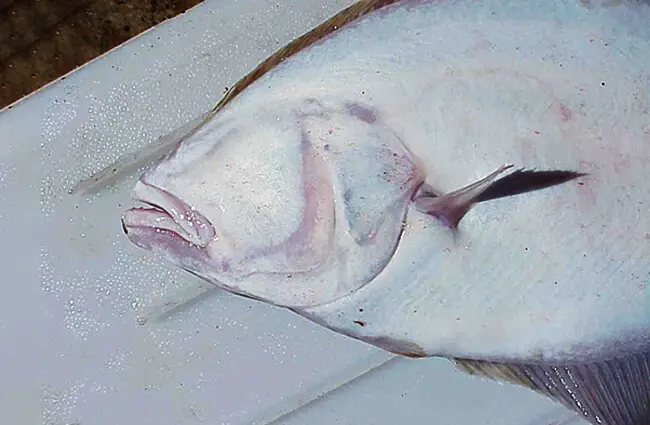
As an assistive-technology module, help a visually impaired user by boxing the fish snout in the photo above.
[122,180,216,248]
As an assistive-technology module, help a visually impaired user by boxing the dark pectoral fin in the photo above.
[476,169,587,203]
[452,353,650,425]
[413,166,586,229]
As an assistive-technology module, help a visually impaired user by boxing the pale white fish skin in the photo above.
[125,0,650,364]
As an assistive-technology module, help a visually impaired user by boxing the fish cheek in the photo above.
[224,111,424,307]
[299,111,424,300]
[336,145,422,244]
[228,138,336,278]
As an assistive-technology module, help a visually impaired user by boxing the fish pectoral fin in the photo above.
[451,353,650,425]
[475,169,588,203]
[413,164,513,228]
[413,166,587,228]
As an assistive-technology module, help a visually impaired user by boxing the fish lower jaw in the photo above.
[120,208,217,277]
[122,207,195,245]
[130,180,216,247]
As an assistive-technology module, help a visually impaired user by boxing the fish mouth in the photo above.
[122,180,216,248]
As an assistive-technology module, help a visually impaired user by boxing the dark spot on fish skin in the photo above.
[354,320,366,327]
[300,133,311,152]
[323,144,331,151]
[343,189,352,202]
[358,308,364,312]
[300,98,330,118]
[363,336,429,358]
[345,102,378,123]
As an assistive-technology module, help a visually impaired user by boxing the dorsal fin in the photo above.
[211,0,402,114]
[453,353,650,425]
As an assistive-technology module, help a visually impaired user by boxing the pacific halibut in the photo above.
[118,1,650,423]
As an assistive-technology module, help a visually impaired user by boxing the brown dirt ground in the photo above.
[0,0,203,109]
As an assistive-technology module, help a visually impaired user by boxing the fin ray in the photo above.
[453,352,650,425]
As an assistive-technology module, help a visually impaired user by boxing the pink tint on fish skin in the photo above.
[515,136,536,163]
[558,103,573,121]
[121,209,213,268]
[133,180,216,248]
[244,138,334,274]
[605,147,631,174]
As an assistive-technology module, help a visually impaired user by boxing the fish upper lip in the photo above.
[125,179,216,248]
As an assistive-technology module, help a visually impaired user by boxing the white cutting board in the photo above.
[278,356,587,425]
[0,1,590,424]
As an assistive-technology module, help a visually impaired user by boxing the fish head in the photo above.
[122,103,424,308]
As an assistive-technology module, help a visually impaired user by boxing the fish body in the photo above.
[122,1,650,423]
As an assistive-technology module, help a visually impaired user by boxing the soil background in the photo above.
[0,0,203,109]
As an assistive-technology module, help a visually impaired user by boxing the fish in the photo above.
[119,1,650,424]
